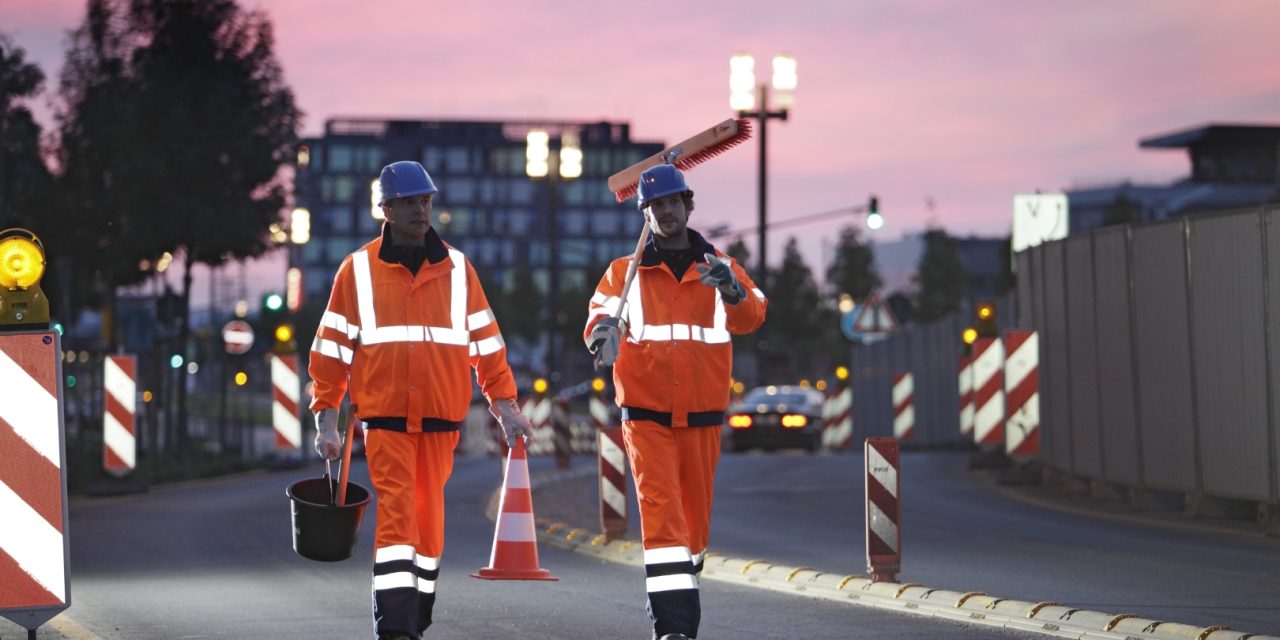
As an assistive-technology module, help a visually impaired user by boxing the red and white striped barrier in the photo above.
[1003,330,1040,460]
[521,396,553,456]
[971,337,1005,448]
[864,436,900,582]
[103,354,137,477]
[957,355,974,438]
[820,385,853,451]
[270,354,301,450]
[0,331,70,625]
[892,372,914,441]
[597,426,628,541]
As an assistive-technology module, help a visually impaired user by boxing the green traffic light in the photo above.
[263,293,284,311]
[169,354,184,369]
[65,374,76,388]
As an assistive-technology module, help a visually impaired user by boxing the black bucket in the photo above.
[287,476,373,562]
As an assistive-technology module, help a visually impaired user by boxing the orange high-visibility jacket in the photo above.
[584,239,766,427]
[309,234,516,430]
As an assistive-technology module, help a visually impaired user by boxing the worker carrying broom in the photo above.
[309,160,532,640]
[584,162,767,640]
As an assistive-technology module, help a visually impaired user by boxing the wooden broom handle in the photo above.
[336,406,356,506]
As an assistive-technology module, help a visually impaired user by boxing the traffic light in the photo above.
[262,292,284,313]
[975,300,998,338]
[0,228,50,330]
[865,195,883,231]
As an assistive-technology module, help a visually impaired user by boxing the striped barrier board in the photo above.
[103,354,137,478]
[892,372,914,441]
[521,396,553,456]
[0,331,71,632]
[597,426,628,541]
[1003,330,1040,460]
[958,355,974,438]
[271,354,301,450]
[820,385,853,451]
[971,337,1005,448]
[865,437,900,583]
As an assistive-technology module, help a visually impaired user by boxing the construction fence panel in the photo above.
[1041,241,1073,472]
[1016,251,1035,328]
[1091,226,1141,487]
[1028,247,1052,465]
[1188,212,1271,501]
[1267,208,1280,503]
[1065,235,1103,480]
[1131,219,1197,493]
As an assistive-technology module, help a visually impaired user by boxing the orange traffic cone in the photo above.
[471,438,558,581]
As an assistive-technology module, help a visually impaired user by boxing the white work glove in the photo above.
[489,398,532,447]
[313,409,342,461]
[588,316,624,369]
[695,253,745,304]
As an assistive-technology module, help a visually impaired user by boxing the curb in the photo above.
[509,464,1280,640]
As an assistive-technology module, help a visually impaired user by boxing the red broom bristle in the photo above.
[611,118,753,202]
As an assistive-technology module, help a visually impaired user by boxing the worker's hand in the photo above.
[696,253,745,304]
[588,317,624,369]
[313,409,342,460]
[489,398,532,447]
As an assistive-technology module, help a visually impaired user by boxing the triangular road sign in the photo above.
[851,292,900,334]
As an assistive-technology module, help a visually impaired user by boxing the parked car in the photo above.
[724,385,824,452]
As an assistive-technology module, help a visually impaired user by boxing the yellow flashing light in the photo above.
[533,378,548,394]
[235,371,248,386]
[815,379,828,392]
[0,228,50,328]
[591,377,606,393]
[275,323,294,343]
[963,327,978,345]
[835,365,849,381]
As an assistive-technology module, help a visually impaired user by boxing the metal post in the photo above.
[546,172,559,383]
[757,83,768,286]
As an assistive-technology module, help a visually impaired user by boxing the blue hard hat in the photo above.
[637,164,689,209]
[378,161,438,205]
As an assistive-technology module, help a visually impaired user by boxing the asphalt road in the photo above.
[6,448,1277,639]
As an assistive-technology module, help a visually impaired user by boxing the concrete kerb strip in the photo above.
[496,464,1280,640]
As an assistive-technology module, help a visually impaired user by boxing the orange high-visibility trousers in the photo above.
[622,419,721,638]
[365,429,460,638]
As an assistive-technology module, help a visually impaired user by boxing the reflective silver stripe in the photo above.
[646,574,698,592]
[351,248,469,346]
[418,579,436,594]
[322,311,359,340]
[311,336,353,364]
[415,554,440,571]
[375,545,415,563]
[752,287,766,300]
[469,334,506,357]
[643,546,691,565]
[373,572,416,591]
[467,309,494,331]
[624,281,729,344]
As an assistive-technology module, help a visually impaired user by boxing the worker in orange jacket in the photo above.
[584,163,767,640]
[309,160,532,640]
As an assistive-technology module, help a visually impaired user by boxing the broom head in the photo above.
[608,118,753,203]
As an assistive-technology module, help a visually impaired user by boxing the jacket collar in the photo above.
[639,227,717,267]
[376,223,449,266]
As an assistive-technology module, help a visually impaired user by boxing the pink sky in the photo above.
[4,0,1279,298]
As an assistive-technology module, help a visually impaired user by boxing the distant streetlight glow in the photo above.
[370,178,385,221]
[156,251,173,273]
[559,131,582,179]
[290,208,310,244]
[526,130,550,178]
[729,53,756,111]
[866,211,884,230]
[771,53,797,109]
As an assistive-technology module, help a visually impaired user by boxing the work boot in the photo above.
[378,634,413,640]
[659,634,690,640]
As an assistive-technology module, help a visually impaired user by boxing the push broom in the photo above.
[597,118,753,365]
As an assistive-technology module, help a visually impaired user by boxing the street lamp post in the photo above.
[527,130,582,384]
[730,52,797,284]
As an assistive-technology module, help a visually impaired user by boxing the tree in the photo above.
[913,229,970,323]
[724,237,752,279]
[0,35,51,232]
[825,225,881,301]
[765,237,833,379]
[1102,194,1141,227]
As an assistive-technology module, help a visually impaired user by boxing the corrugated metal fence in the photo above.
[1015,206,1279,507]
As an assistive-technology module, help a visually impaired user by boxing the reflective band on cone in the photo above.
[1003,330,1040,460]
[473,439,557,580]
[103,354,137,477]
